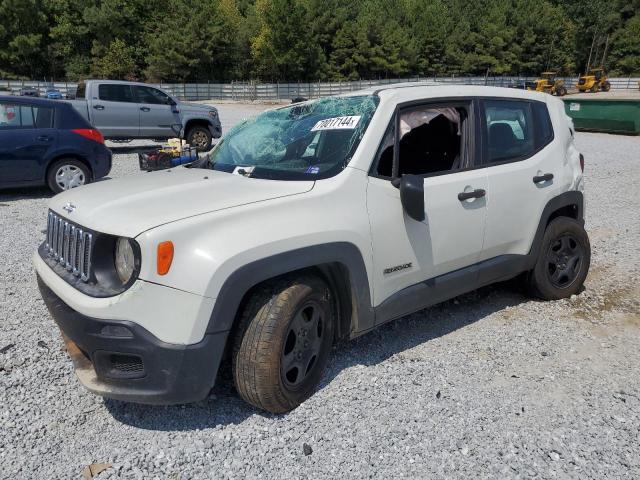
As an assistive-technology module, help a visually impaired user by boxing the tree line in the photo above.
[0,0,638,82]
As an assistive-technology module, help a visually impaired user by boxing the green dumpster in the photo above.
[563,98,640,135]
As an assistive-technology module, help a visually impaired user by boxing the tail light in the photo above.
[71,128,104,144]
[579,153,584,172]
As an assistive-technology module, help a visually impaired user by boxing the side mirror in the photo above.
[392,174,425,222]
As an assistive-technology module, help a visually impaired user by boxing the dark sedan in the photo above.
[19,86,40,97]
[0,96,112,193]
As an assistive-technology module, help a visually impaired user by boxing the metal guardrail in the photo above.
[1,76,638,101]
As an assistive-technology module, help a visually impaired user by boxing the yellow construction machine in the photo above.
[527,72,567,96]
[577,68,611,93]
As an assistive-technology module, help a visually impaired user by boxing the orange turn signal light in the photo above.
[157,241,174,275]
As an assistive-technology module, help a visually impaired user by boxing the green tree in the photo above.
[0,0,51,79]
[92,38,136,79]
[251,0,325,80]
[608,15,640,74]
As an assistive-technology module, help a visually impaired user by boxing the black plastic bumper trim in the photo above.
[37,274,227,405]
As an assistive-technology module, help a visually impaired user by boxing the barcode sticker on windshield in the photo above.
[311,116,361,131]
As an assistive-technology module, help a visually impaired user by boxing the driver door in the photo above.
[366,100,488,314]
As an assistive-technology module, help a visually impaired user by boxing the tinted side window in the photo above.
[484,100,535,163]
[98,84,134,103]
[532,102,554,149]
[135,86,171,105]
[34,106,54,128]
[0,103,51,129]
[19,106,35,127]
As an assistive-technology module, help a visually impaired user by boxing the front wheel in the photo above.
[602,81,611,92]
[47,158,91,194]
[185,126,212,152]
[232,275,335,413]
[528,217,591,300]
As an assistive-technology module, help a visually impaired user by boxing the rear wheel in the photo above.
[590,83,598,93]
[527,217,591,300]
[232,275,334,413]
[46,158,91,194]
[186,126,212,152]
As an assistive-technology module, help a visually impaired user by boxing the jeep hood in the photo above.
[49,168,314,237]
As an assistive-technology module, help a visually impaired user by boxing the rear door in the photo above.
[134,85,180,138]
[0,101,58,184]
[478,98,564,268]
[90,84,139,138]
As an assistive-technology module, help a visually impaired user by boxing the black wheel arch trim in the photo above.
[525,190,584,269]
[205,242,375,339]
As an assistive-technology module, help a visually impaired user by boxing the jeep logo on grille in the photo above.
[63,202,76,213]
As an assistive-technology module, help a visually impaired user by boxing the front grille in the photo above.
[45,211,92,281]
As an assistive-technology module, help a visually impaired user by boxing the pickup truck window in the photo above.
[98,84,135,103]
[206,95,379,180]
[135,86,172,105]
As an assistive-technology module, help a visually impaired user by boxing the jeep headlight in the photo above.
[208,109,218,118]
[115,237,136,284]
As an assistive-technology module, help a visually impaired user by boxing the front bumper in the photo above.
[38,276,228,404]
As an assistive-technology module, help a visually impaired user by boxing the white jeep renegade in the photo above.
[35,84,590,413]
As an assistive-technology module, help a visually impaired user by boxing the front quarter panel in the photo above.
[135,169,375,342]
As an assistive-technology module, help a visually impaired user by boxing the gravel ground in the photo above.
[0,105,639,479]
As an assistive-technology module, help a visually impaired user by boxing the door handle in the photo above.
[458,189,486,201]
[140,107,151,112]
[36,135,52,142]
[93,105,105,110]
[533,173,554,184]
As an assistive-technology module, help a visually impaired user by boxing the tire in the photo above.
[527,217,591,300]
[185,126,212,152]
[557,86,567,97]
[590,83,598,93]
[603,81,611,92]
[232,275,335,413]
[46,158,91,194]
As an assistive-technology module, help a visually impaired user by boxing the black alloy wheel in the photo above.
[546,234,584,289]
[281,301,325,389]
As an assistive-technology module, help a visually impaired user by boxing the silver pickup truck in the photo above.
[67,80,222,151]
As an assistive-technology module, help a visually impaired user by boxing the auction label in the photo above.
[311,115,361,131]
[569,103,581,111]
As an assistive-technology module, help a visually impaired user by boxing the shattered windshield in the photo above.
[206,95,379,180]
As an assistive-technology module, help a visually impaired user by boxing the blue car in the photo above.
[0,96,112,193]
[44,88,63,100]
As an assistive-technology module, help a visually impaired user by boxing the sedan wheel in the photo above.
[47,158,92,194]
[55,165,86,191]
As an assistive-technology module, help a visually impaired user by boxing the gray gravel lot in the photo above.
[0,103,639,479]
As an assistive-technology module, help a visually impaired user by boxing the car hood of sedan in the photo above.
[48,168,314,238]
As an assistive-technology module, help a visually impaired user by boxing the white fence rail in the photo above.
[1,76,638,101]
